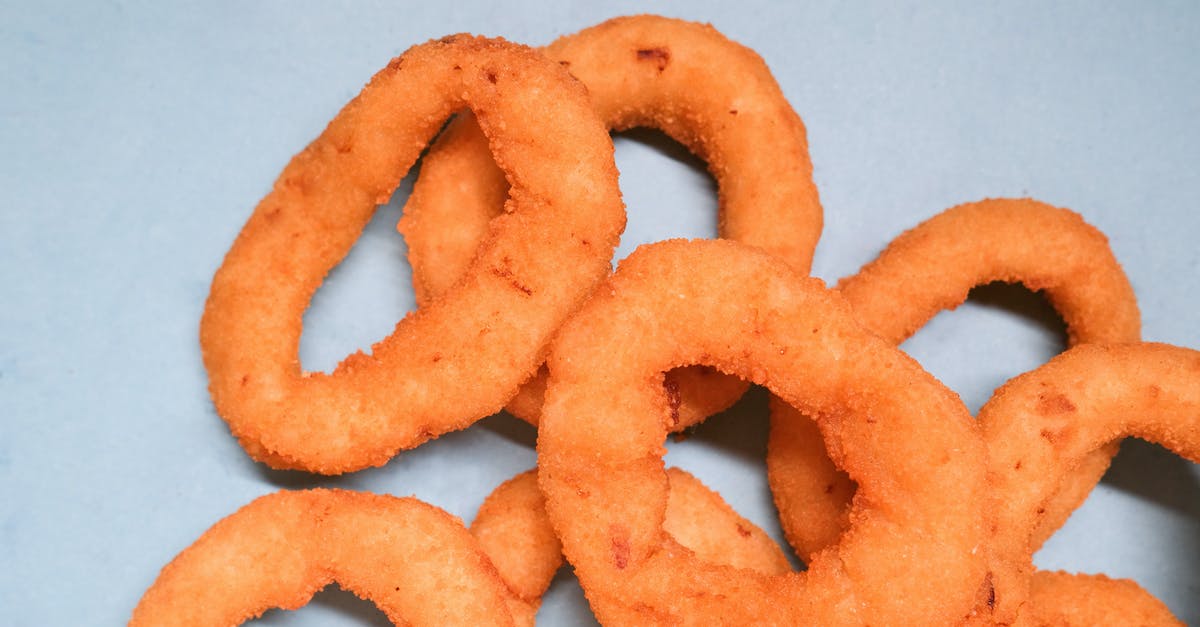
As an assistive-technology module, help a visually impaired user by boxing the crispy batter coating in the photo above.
[200,36,624,473]
[129,490,517,626]
[400,15,823,427]
[470,468,790,624]
[1029,571,1183,626]
[768,199,1139,562]
[538,239,986,625]
[980,343,1198,624]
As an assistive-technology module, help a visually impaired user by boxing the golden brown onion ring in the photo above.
[768,198,1139,561]
[1028,571,1183,626]
[129,489,517,626]
[470,467,790,623]
[400,15,823,427]
[982,343,1198,625]
[200,36,624,473]
[538,239,986,625]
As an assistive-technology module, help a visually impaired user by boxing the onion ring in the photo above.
[200,35,624,473]
[981,342,1198,624]
[537,239,987,625]
[1028,571,1183,626]
[470,467,790,623]
[400,14,823,426]
[129,489,517,626]
[767,198,1139,562]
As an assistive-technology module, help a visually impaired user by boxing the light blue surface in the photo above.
[2,1,1198,624]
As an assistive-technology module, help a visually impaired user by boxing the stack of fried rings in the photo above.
[135,13,1197,626]
[400,14,823,427]
[538,239,989,625]
[768,198,1140,562]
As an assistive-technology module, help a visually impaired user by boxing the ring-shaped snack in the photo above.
[537,239,987,625]
[1028,571,1182,626]
[981,343,1198,625]
[200,36,624,473]
[471,468,791,624]
[767,199,1140,562]
[400,15,823,426]
[130,489,517,626]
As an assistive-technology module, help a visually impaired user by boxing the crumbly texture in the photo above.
[129,490,517,626]
[768,198,1140,563]
[1029,571,1183,626]
[400,15,823,427]
[200,35,624,473]
[538,239,987,625]
[469,467,790,625]
[981,343,1199,624]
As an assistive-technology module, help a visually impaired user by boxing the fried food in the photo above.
[129,489,518,626]
[1029,571,1183,626]
[981,343,1198,624]
[200,35,624,474]
[470,467,790,624]
[537,239,986,625]
[767,198,1140,562]
[400,15,823,426]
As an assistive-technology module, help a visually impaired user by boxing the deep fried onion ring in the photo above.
[470,468,790,623]
[200,36,624,473]
[981,343,1198,624]
[400,15,823,426]
[1028,571,1183,626]
[538,239,986,625]
[767,199,1139,562]
[129,489,517,626]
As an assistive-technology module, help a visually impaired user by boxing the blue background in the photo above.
[2,1,1198,624]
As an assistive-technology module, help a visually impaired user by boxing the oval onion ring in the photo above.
[129,489,517,626]
[200,35,624,473]
[767,198,1139,562]
[981,343,1198,625]
[400,15,823,426]
[538,239,986,625]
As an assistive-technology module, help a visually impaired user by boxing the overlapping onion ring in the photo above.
[982,343,1198,625]
[471,468,790,623]
[132,469,789,626]
[129,489,518,626]
[767,199,1140,562]
[537,239,987,625]
[400,15,823,426]
[200,36,624,473]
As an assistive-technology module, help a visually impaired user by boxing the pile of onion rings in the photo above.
[132,13,1195,626]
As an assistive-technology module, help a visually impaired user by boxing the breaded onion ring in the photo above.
[981,343,1198,625]
[129,489,517,626]
[200,36,624,473]
[400,15,823,426]
[538,239,987,625]
[1028,571,1183,627]
[470,468,790,623]
[767,198,1139,562]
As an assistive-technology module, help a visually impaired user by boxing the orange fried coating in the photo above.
[400,15,823,427]
[538,239,987,625]
[200,35,624,474]
[768,199,1140,563]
